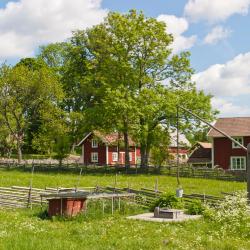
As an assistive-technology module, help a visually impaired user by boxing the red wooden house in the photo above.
[208,117,250,170]
[77,131,140,166]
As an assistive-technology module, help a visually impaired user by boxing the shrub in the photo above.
[186,199,205,215]
[153,193,183,210]
[204,191,250,236]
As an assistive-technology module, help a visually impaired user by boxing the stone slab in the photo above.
[127,213,201,223]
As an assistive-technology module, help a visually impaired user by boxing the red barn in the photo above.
[77,131,140,166]
[208,117,250,170]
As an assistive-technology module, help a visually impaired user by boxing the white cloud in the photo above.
[157,14,196,54]
[0,0,108,60]
[204,26,232,45]
[194,52,250,96]
[184,0,250,23]
[211,97,250,116]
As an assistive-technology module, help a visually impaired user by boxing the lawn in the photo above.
[0,168,249,250]
[0,168,246,196]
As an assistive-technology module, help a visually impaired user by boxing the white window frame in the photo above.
[91,152,98,163]
[91,139,98,148]
[129,152,132,162]
[112,152,118,162]
[232,137,243,149]
[230,156,246,170]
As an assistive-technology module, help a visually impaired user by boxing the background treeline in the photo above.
[0,10,216,167]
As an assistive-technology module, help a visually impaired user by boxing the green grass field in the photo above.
[0,168,246,195]
[0,168,249,250]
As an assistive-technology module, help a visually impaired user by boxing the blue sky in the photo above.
[1,0,250,117]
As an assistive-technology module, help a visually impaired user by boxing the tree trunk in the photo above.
[17,140,22,164]
[71,142,76,154]
[140,143,147,168]
[59,159,63,168]
[140,131,152,168]
[123,131,130,170]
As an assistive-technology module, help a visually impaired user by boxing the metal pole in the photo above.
[247,143,250,203]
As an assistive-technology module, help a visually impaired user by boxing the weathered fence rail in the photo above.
[96,186,224,208]
[0,162,246,182]
[0,185,225,210]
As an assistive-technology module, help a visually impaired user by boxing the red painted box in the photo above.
[48,198,86,217]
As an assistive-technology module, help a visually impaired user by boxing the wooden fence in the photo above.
[96,186,223,208]
[0,162,246,182]
[0,186,96,209]
[0,185,225,210]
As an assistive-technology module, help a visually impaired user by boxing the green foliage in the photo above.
[204,192,249,229]
[186,199,205,215]
[153,193,183,209]
[0,63,64,161]
[0,10,216,166]
[52,134,71,166]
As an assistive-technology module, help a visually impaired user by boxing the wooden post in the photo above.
[111,197,114,215]
[154,178,158,193]
[102,199,105,215]
[27,164,35,209]
[75,168,82,192]
[247,143,250,203]
[118,197,121,211]
[176,106,180,187]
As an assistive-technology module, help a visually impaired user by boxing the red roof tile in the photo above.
[77,131,136,146]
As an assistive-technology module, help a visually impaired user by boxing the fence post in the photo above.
[247,143,250,203]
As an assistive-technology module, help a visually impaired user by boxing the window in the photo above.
[112,152,118,162]
[129,152,132,162]
[91,139,98,148]
[232,137,243,149]
[231,157,246,170]
[91,152,98,163]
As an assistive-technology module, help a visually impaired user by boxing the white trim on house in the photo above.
[112,152,118,162]
[106,145,109,165]
[135,146,137,164]
[91,139,98,148]
[129,152,132,162]
[232,137,244,149]
[77,132,92,146]
[230,156,246,170]
[91,152,98,163]
[211,137,214,168]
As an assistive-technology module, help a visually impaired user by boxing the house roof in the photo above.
[208,117,250,137]
[187,141,212,164]
[197,142,212,149]
[169,131,191,148]
[77,131,136,146]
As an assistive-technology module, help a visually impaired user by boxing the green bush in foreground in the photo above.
[187,199,205,215]
[152,193,183,210]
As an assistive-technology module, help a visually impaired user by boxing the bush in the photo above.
[186,199,205,215]
[204,191,250,236]
[153,193,183,210]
